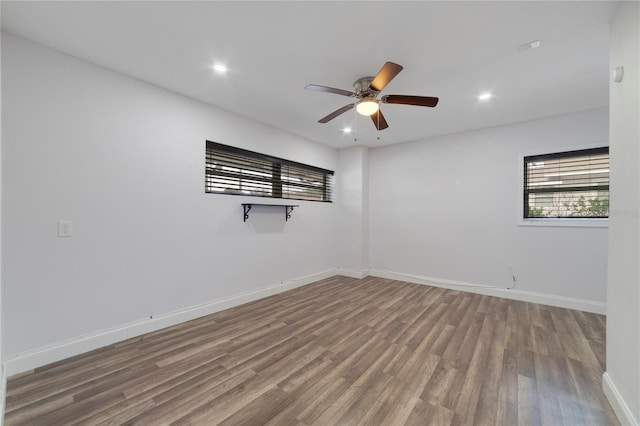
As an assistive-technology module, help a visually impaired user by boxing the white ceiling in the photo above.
[1,1,615,148]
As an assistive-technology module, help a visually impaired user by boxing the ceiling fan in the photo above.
[305,61,439,131]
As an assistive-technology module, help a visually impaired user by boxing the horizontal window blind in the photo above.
[524,147,609,218]
[205,141,333,202]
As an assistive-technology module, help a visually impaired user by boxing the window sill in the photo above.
[518,218,608,228]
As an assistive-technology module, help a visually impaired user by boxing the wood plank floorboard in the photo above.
[4,276,619,425]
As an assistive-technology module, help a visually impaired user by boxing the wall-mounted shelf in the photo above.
[241,203,299,222]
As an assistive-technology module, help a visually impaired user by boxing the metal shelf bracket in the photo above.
[285,205,295,221]
[243,204,252,222]
[241,203,299,222]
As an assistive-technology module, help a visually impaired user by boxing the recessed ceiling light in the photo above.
[478,92,493,101]
[212,64,228,74]
[342,127,352,134]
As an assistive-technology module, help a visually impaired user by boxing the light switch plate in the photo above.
[58,221,72,237]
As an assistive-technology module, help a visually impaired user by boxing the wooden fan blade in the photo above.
[382,95,439,107]
[371,109,389,131]
[370,62,403,92]
[318,104,355,123]
[305,84,356,98]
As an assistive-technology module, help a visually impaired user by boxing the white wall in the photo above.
[0,12,5,418]
[605,2,640,424]
[369,108,609,310]
[1,33,338,360]
[337,146,369,277]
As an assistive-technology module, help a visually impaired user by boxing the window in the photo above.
[205,141,333,202]
[523,147,609,219]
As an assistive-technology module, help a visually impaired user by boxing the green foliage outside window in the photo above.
[528,195,609,218]
[563,196,609,217]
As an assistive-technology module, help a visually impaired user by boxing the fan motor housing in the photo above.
[354,77,377,96]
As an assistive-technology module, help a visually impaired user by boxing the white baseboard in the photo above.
[336,267,370,279]
[369,269,606,315]
[603,372,639,425]
[4,268,337,377]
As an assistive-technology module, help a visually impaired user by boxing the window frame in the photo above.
[518,144,609,228]
[205,141,334,202]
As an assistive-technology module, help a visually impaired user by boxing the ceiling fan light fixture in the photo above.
[305,61,438,131]
[356,99,379,116]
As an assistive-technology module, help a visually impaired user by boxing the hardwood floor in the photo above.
[5,276,618,425]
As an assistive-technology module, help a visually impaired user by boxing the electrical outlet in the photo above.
[58,221,73,237]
